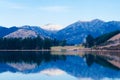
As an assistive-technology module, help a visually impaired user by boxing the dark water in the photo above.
[0,51,119,80]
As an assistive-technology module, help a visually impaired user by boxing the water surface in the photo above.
[0,51,119,80]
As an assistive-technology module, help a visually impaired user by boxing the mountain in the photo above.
[4,25,55,39]
[0,26,18,37]
[20,25,55,38]
[0,25,53,39]
[56,19,120,44]
[4,29,38,39]
[41,24,63,31]
[1,19,120,44]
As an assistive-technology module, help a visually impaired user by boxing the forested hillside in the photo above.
[84,30,120,48]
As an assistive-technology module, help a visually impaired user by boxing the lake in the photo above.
[0,51,119,80]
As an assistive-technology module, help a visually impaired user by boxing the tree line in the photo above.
[0,37,66,50]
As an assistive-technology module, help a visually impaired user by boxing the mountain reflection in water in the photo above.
[0,51,119,80]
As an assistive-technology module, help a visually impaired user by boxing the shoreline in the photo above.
[0,49,51,51]
[0,49,120,52]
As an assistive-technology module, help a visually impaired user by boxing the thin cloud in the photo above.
[0,1,70,12]
[0,0,25,9]
[10,5,25,9]
[37,6,70,12]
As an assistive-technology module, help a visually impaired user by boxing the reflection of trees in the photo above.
[83,52,120,70]
[83,54,94,66]
[0,51,66,65]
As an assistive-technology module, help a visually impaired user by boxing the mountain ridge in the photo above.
[1,19,120,44]
[56,19,120,44]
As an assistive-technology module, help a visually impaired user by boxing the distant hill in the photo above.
[102,33,120,50]
[108,33,120,41]
[84,30,120,48]
[92,31,120,50]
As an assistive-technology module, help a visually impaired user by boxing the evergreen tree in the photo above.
[85,34,94,48]
[59,40,66,46]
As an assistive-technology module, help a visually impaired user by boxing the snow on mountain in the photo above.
[41,24,63,31]
[4,29,38,39]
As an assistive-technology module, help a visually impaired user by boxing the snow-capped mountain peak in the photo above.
[41,24,63,31]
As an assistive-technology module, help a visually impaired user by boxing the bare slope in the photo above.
[4,29,38,38]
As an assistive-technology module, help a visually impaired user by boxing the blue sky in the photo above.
[0,0,120,28]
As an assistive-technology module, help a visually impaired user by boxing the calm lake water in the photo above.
[0,51,119,80]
